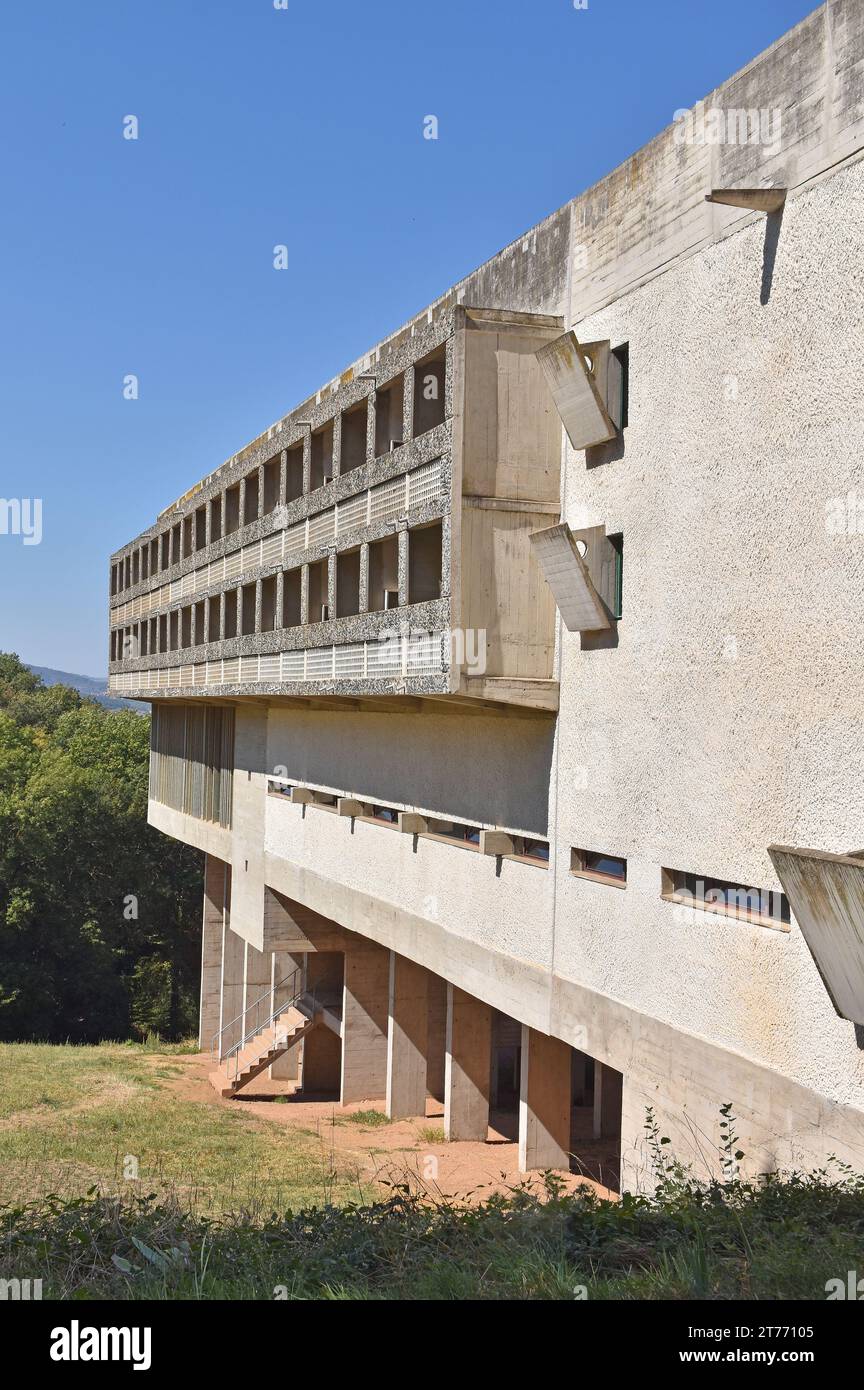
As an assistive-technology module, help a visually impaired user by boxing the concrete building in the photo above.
[109,3,864,1190]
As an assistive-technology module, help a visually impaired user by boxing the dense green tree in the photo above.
[0,653,202,1041]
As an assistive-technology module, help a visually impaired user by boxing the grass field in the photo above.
[1,1042,863,1300]
[0,1041,368,1214]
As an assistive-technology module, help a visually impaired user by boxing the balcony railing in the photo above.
[110,459,443,627]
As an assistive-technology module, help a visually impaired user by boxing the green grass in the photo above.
[0,1042,368,1214]
[1,1044,862,1300]
[343,1109,391,1128]
[2,1169,863,1301]
[418,1126,446,1144]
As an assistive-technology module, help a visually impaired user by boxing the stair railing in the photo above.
[224,981,320,1084]
[211,966,303,1062]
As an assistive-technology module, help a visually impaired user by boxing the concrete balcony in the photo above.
[109,306,563,713]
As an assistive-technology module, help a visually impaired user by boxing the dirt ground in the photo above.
[158,1052,620,1204]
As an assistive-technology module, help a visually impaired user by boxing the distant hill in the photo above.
[26,665,145,714]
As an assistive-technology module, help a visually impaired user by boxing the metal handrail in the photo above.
[225,984,319,1083]
[210,967,302,1060]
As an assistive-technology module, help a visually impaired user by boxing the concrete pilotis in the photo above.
[199,855,226,1050]
[341,943,389,1104]
[444,984,492,1140]
[518,1026,571,1172]
[386,952,429,1119]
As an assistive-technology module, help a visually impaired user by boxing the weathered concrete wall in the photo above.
[265,704,554,835]
[554,155,864,1110]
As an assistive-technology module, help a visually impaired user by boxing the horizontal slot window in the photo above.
[516,838,550,867]
[427,819,482,848]
[662,869,789,929]
[267,778,295,798]
[572,848,627,887]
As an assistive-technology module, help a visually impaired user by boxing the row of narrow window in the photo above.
[111,348,446,597]
[264,781,790,929]
[111,521,442,661]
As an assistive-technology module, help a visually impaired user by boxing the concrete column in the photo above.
[593,1061,624,1140]
[218,590,226,641]
[518,1026,571,1172]
[358,542,370,614]
[254,577,263,634]
[219,924,246,1058]
[444,985,492,1140]
[243,940,272,1041]
[397,526,409,607]
[300,564,310,625]
[278,449,287,506]
[274,569,284,630]
[402,362,415,443]
[198,855,226,1050]
[327,552,337,622]
[238,475,247,530]
[341,943,389,1104]
[386,952,428,1119]
[426,975,447,1105]
[302,1026,341,1093]
[301,429,312,495]
[332,411,343,478]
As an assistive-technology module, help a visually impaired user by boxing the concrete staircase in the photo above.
[209,1004,318,1098]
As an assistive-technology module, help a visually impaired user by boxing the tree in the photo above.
[0,654,203,1041]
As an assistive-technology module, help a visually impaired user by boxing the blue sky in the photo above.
[0,0,817,675]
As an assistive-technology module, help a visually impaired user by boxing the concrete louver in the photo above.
[705,188,787,214]
[769,844,864,1026]
[529,522,610,634]
[535,330,617,450]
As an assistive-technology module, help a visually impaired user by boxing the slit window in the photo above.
[431,819,482,847]
[661,868,790,929]
[572,848,627,887]
[612,342,629,430]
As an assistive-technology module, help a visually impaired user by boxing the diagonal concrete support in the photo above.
[386,952,429,1119]
[518,1026,571,1172]
[444,985,492,1140]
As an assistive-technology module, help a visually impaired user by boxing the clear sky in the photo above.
[0,0,817,676]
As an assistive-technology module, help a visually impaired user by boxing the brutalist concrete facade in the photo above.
[111,2,864,1189]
